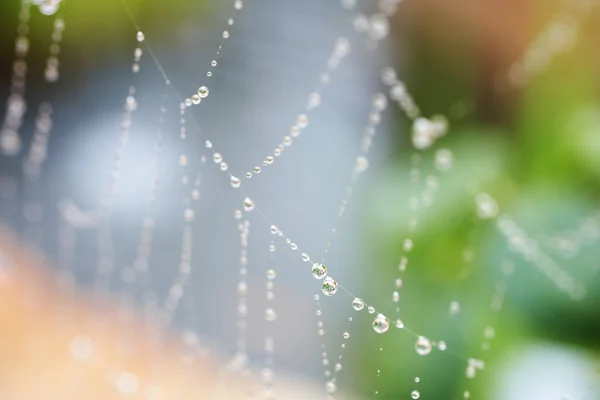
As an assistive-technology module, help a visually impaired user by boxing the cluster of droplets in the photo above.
[44,17,65,82]
[342,0,405,43]
[411,115,449,150]
[244,37,351,179]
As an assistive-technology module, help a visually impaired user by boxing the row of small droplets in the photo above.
[162,206,195,325]
[317,92,388,265]
[262,239,277,399]
[21,102,53,244]
[94,33,145,293]
[496,214,585,301]
[506,1,595,89]
[460,260,515,399]
[242,37,352,180]
[0,0,32,156]
[312,94,390,397]
[123,104,167,294]
[184,0,244,107]
[236,216,251,361]
[328,315,354,397]
[44,16,65,83]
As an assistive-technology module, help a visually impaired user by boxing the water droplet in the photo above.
[234,0,243,10]
[297,114,309,129]
[449,301,460,315]
[213,153,223,163]
[368,306,375,314]
[136,31,145,42]
[403,238,413,252]
[245,172,252,179]
[395,319,404,329]
[321,277,338,296]
[382,67,397,85]
[191,94,201,105]
[392,291,399,303]
[414,377,420,383]
[373,314,389,334]
[265,308,277,322]
[69,335,94,361]
[307,92,321,109]
[334,37,351,57]
[198,86,209,98]
[411,390,420,399]
[243,197,255,212]
[184,208,195,222]
[352,297,365,311]
[368,14,390,41]
[438,340,447,351]
[435,148,453,171]
[415,336,432,355]
[254,166,261,173]
[355,156,369,173]
[234,210,242,219]
[211,60,217,67]
[222,31,230,39]
[483,326,495,339]
[395,278,403,288]
[230,176,241,188]
[269,225,278,235]
[312,263,327,280]
[343,332,350,339]
[117,371,139,394]
[301,253,310,262]
[267,269,276,280]
[475,192,499,219]
[372,93,387,111]
[325,381,337,394]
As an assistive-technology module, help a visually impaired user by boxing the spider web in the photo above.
[0,0,599,399]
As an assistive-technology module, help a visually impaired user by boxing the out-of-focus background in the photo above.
[0,0,599,399]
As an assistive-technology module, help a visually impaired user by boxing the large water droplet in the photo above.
[411,390,420,399]
[243,197,254,212]
[312,263,327,280]
[373,314,389,334]
[415,336,432,355]
[321,277,338,296]
[352,297,364,311]
[198,86,209,98]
